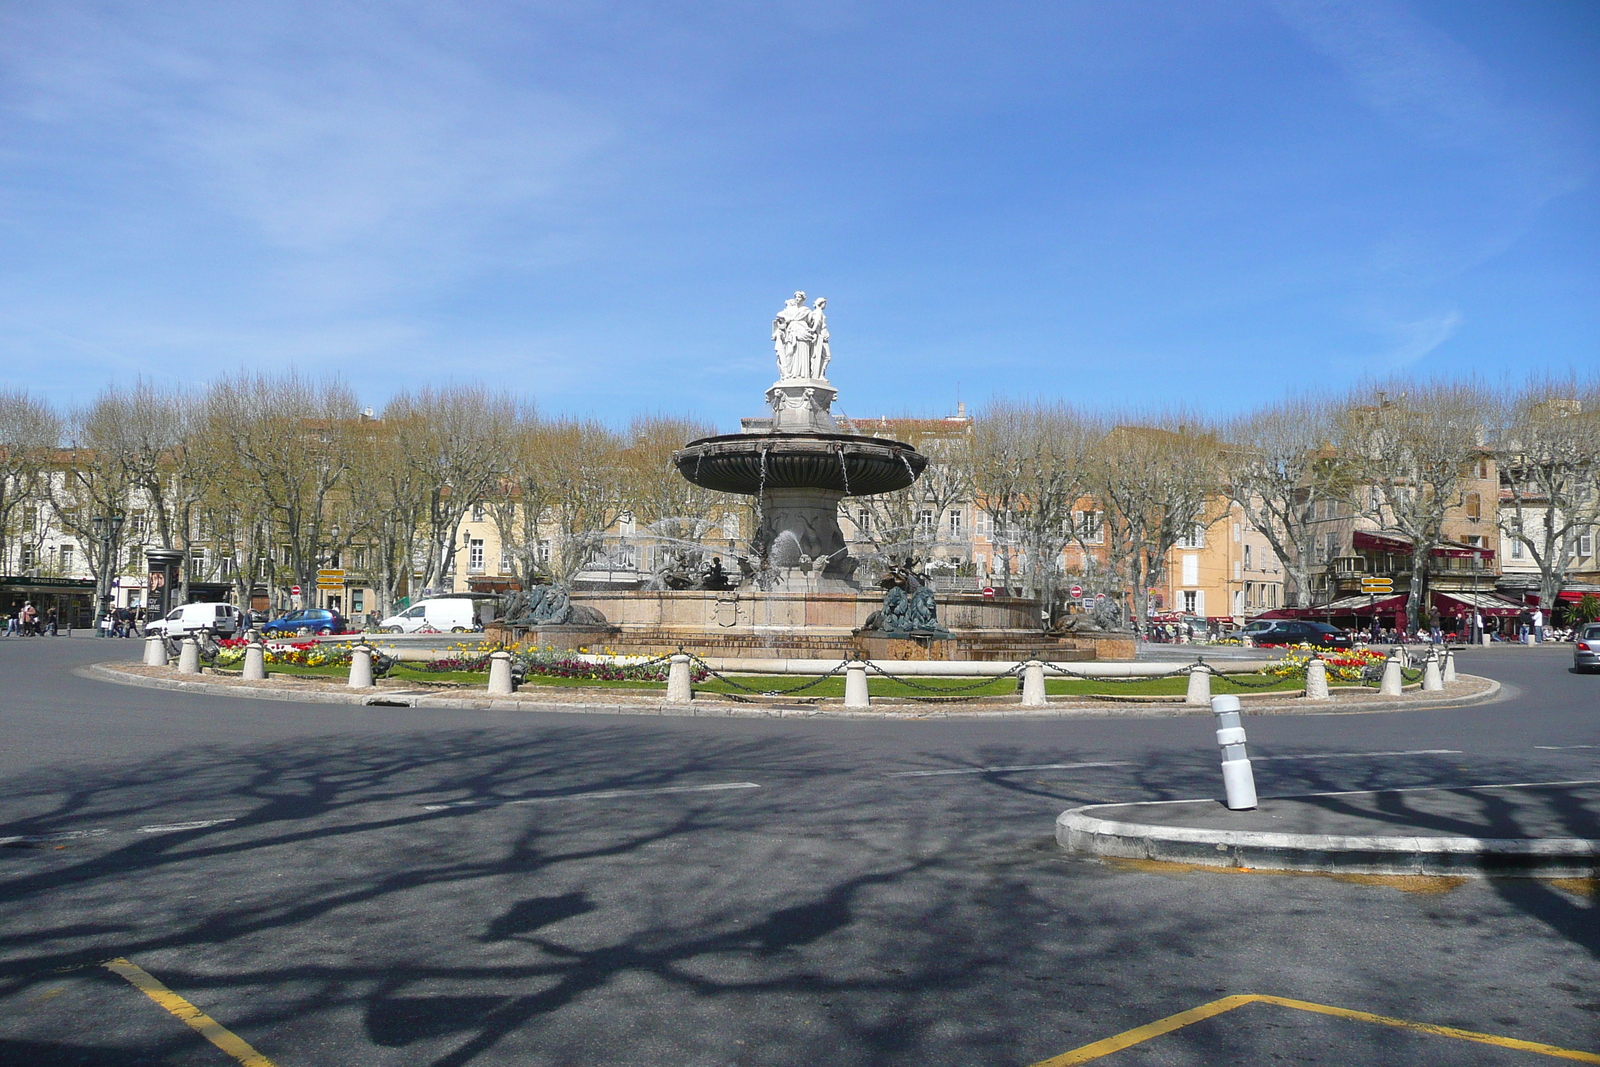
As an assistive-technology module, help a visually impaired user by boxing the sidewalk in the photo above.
[1057,781,1600,876]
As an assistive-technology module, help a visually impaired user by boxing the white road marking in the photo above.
[420,782,762,810]
[137,819,236,833]
[1534,744,1596,751]
[0,829,110,846]
[886,761,1132,778]
[1250,749,1460,762]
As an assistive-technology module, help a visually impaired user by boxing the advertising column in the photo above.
[144,548,186,622]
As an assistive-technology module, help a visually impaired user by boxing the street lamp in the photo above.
[90,512,125,636]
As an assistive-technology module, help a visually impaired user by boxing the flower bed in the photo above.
[1264,645,1385,682]
[214,638,353,669]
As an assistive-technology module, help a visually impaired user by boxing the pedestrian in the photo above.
[3,611,16,637]
[46,606,58,636]
[1532,606,1545,643]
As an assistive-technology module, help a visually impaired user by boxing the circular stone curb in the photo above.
[1056,803,1599,876]
[81,663,1500,720]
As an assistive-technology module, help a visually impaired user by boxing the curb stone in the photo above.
[1056,798,1599,877]
[82,663,1501,720]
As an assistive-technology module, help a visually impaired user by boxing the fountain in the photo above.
[520,293,1122,662]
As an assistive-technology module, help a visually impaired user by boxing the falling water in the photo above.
[836,442,850,495]
[898,451,917,485]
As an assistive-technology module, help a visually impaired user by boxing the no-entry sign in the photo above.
[1070,585,1083,599]
[290,585,301,596]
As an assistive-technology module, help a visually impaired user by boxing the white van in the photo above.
[145,602,243,639]
[379,599,480,634]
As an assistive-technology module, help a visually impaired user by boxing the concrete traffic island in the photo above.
[1057,782,1600,876]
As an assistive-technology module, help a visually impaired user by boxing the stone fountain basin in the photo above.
[674,433,927,497]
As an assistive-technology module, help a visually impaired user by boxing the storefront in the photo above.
[1,577,97,631]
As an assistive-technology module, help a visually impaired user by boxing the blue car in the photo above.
[261,608,346,636]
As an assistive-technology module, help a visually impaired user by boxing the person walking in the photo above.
[3,610,16,637]
[46,606,58,636]
[1532,606,1545,643]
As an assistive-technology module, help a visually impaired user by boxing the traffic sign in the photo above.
[981,587,995,598]
[316,582,343,590]
[1095,592,1106,601]
[290,585,301,596]
[1361,578,1393,592]
[1069,585,1084,599]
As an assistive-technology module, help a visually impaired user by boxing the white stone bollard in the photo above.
[1305,656,1330,700]
[488,650,514,695]
[144,634,166,666]
[1185,659,1211,705]
[844,660,871,709]
[177,637,201,675]
[348,644,373,688]
[1422,650,1443,691]
[1021,660,1047,707]
[1481,633,1491,647]
[665,653,693,704]
[243,633,266,680]
[1211,694,1257,810]
[1379,650,1404,696]
[1442,649,1457,683]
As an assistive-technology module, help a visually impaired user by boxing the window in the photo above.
[1176,524,1205,549]
[1181,554,1198,586]
[976,512,990,538]
[22,505,37,529]
[1243,545,1252,571]
[1324,531,1337,560]
[351,590,364,613]
[468,539,485,573]
[948,510,963,538]
[537,540,551,565]
[471,503,485,523]
[1580,530,1595,558]
[1076,510,1103,544]
[856,508,871,534]
[1465,492,1481,520]
[353,547,366,570]
[917,509,935,537]
[59,544,73,571]
[500,547,512,573]
[1183,591,1197,614]
[722,514,740,540]
[1511,537,1524,559]
[1369,487,1382,511]
[19,544,34,569]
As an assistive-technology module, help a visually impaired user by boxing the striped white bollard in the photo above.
[144,633,166,666]
[1305,656,1330,700]
[488,650,514,695]
[348,644,373,688]
[1021,660,1047,707]
[1211,694,1258,810]
[665,653,693,704]
[1422,649,1443,691]
[1185,659,1211,705]
[1379,650,1404,696]
[844,660,870,709]
[243,633,266,680]
[1442,649,1457,683]
[177,636,201,675]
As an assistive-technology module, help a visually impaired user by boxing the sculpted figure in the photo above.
[809,297,831,379]
[772,292,809,378]
[772,292,830,380]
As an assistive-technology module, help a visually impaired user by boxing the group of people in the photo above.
[4,602,57,636]
[97,605,146,638]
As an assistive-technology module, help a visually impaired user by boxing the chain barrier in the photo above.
[1039,660,1195,684]
[862,659,1022,695]
[683,651,848,700]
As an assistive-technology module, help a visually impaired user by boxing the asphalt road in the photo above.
[0,636,1595,1066]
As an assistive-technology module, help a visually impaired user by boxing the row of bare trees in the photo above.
[3,373,1597,627]
[0,377,741,618]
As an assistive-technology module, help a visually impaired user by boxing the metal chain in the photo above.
[862,660,1021,693]
[1039,660,1196,683]
[683,652,847,696]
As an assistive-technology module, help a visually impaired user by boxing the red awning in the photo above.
[1431,591,1524,617]
[1353,530,1412,554]
[1557,590,1600,602]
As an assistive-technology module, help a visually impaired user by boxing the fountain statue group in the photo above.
[498,585,606,628]
[772,292,831,381]
[857,561,950,638]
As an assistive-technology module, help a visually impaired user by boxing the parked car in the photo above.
[1246,620,1354,649]
[1224,620,1277,643]
[379,598,480,634]
[1574,623,1600,673]
[261,608,346,636]
[144,602,244,639]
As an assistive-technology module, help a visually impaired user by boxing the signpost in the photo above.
[1069,585,1084,600]
[316,568,345,590]
[1361,577,1393,636]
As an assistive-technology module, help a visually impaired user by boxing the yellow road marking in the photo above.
[102,958,277,1067]
[1028,993,1600,1066]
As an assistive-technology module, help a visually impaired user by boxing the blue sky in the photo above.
[2,0,1595,429]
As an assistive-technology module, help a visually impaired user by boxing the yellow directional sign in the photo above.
[317,569,345,579]
[1361,578,1393,591]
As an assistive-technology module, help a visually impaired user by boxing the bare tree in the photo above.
[1334,379,1489,633]
[1494,374,1600,611]
[204,373,358,608]
[51,399,140,620]
[380,385,519,595]
[1222,396,1343,608]
[0,390,61,575]
[492,417,626,585]
[970,402,1099,612]
[1088,416,1221,631]
[853,419,974,574]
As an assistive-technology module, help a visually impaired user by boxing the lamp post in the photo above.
[90,512,125,636]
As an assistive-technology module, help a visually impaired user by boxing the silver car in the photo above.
[1576,623,1600,672]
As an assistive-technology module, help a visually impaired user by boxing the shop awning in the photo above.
[1431,591,1525,617]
